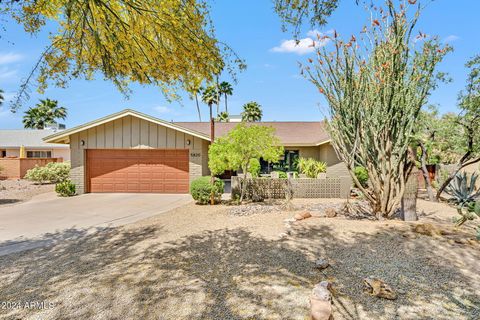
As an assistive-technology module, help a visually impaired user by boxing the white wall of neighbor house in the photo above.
[69,115,208,194]
[52,148,70,161]
[5,148,20,157]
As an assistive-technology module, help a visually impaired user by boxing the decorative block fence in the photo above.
[231,176,352,199]
[0,158,62,180]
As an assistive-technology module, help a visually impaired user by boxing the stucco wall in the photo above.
[319,143,351,178]
[69,115,208,194]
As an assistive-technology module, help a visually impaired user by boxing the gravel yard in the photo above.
[0,198,478,320]
[0,180,53,206]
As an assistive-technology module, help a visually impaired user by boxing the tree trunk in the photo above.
[400,168,418,221]
[194,93,202,121]
[419,143,436,202]
[210,104,215,205]
[225,94,228,113]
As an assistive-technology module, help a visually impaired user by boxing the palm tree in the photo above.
[218,81,233,113]
[23,99,67,129]
[241,101,263,122]
[188,85,203,121]
[201,85,220,139]
[216,111,229,122]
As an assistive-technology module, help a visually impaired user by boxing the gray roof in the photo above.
[0,130,70,148]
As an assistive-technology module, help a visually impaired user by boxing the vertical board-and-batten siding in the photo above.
[70,115,206,194]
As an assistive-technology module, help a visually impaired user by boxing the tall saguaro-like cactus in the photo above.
[303,1,450,218]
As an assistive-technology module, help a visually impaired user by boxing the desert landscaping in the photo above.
[0,198,478,320]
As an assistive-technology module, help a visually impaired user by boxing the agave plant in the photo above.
[445,172,480,207]
[445,172,480,228]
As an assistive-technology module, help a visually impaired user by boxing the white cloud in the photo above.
[0,67,19,82]
[271,30,331,55]
[443,35,459,43]
[153,106,173,114]
[0,52,23,65]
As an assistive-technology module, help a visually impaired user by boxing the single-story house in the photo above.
[44,109,349,194]
[0,129,70,179]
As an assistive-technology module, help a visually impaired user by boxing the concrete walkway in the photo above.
[0,192,192,255]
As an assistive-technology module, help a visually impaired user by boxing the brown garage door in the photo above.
[86,149,189,193]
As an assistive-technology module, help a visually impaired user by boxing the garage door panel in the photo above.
[87,149,189,193]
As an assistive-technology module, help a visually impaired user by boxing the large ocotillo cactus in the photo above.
[302,1,450,218]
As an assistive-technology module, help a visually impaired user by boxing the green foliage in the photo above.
[354,166,369,188]
[55,180,76,197]
[2,1,247,109]
[190,176,224,205]
[25,162,70,184]
[274,0,341,37]
[273,171,288,179]
[297,157,326,178]
[218,81,233,113]
[445,172,480,207]
[216,111,229,122]
[445,172,480,230]
[241,101,263,122]
[209,123,284,201]
[248,158,261,178]
[23,99,67,129]
[303,2,450,217]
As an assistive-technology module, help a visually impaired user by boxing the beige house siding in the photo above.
[319,143,351,178]
[69,115,208,194]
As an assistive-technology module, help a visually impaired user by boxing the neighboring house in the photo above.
[0,129,70,179]
[44,109,349,194]
[0,130,70,160]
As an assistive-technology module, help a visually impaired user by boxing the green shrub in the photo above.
[248,158,261,178]
[354,166,369,188]
[297,157,327,178]
[190,176,225,205]
[25,161,70,184]
[273,171,288,179]
[55,180,76,197]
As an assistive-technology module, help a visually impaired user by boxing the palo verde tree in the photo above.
[208,124,284,202]
[435,55,480,199]
[303,0,450,218]
[1,0,244,109]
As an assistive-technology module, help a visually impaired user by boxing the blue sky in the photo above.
[0,0,478,129]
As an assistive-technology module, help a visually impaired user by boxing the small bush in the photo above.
[354,166,369,188]
[273,171,288,179]
[248,158,261,178]
[190,176,225,205]
[297,157,327,178]
[25,162,70,184]
[55,180,76,197]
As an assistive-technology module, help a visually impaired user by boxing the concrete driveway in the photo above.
[0,192,192,255]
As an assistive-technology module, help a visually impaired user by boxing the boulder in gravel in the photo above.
[324,208,337,218]
[294,211,312,220]
[315,258,330,270]
[310,281,333,320]
[363,277,397,300]
[412,223,444,237]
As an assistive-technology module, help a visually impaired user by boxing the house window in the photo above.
[27,151,52,158]
[260,150,299,173]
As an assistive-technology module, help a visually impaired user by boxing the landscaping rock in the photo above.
[412,223,443,237]
[363,277,397,300]
[310,281,333,320]
[294,213,305,221]
[324,208,337,218]
[294,211,313,221]
[315,258,330,270]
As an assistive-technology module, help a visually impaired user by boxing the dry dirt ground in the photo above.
[0,180,53,206]
[0,198,478,320]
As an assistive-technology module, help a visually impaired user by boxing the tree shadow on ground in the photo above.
[0,221,478,320]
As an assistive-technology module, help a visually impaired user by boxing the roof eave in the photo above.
[43,109,211,144]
